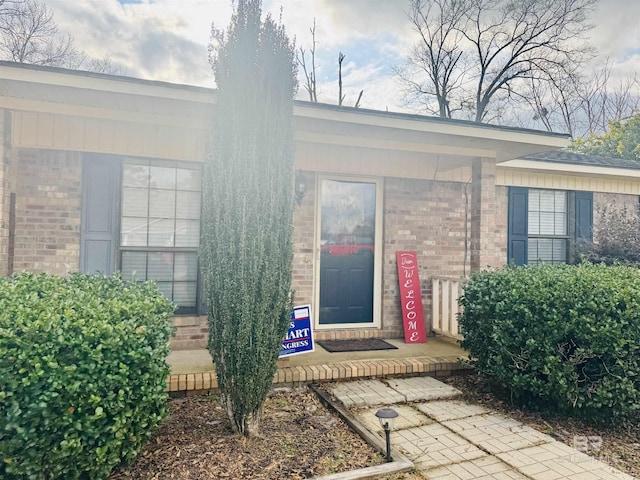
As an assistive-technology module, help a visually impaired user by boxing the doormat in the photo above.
[317,338,398,353]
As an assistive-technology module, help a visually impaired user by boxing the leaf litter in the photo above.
[110,387,384,479]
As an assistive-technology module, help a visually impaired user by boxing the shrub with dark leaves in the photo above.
[0,273,175,479]
[459,264,640,423]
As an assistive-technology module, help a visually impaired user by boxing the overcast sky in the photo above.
[46,0,640,114]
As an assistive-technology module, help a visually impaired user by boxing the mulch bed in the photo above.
[109,388,384,479]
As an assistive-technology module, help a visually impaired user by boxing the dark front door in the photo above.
[319,179,377,325]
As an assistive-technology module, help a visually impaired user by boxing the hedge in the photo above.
[0,273,175,479]
[459,263,640,422]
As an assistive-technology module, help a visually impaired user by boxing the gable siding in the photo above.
[11,111,208,162]
[498,168,640,195]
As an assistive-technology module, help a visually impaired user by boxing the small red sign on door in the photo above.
[396,251,427,343]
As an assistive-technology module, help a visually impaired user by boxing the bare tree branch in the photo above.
[0,0,83,68]
[338,51,345,105]
[398,0,598,123]
[296,18,318,102]
[397,0,469,117]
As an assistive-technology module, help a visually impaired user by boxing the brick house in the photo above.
[1,61,639,350]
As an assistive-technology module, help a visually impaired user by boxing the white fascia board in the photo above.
[498,159,640,179]
[293,103,569,149]
[0,63,215,104]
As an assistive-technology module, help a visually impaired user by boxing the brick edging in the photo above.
[166,356,471,396]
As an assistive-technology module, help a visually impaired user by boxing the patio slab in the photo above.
[416,400,490,422]
[443,412,554,454]
[394,423,487,470]
[422,456,528,479]
[328,379,405,407]
[386,376,462,401]
[356,405,434,435]
[496,441,635,480]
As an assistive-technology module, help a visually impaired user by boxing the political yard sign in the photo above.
[279,304,315,357]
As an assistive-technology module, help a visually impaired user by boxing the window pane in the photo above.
[150,166,176,189]
[539,212,556,235]
[121,251,147,280]
[155,281,174,301]
[528,211,540,235]
[539,191,554,211]
[553,239,567,262]
[176,191,200,219]
[121,217,148,246]
[528,190,540,210]
[173,282,197,307]
[555,191,566,212]
[148,252,174,281]
[148,219,175,246]
[174,252,198,281]
[177,169,201,191]
[149,189,176,218]
[123,164,148,188]
[528,238,567,264]
[175,219,200,247]
[122,187,148,217]
[555,214,567,235]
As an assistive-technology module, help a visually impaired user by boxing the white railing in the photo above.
[431,277,463,339]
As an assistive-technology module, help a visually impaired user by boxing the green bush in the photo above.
[459,264,640,422]
[0,273,175,479]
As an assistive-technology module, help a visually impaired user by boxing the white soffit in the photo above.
[499,159,640,179]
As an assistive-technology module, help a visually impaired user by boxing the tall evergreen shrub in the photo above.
[201,0,297,436]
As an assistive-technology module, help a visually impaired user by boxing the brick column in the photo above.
[470,157,501,271]
[0,110,10,276]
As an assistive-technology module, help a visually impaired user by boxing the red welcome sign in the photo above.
[396,251,427,343]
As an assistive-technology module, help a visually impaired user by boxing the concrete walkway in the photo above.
[326,377,634,480]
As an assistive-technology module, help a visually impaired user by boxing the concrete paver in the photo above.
[443,412,554,454]
[329,379,405,407]
[496,442,635,480]
[423,456,528,479]
[394,423,487,470]
[385,376,462,401]
[330,376,634,480]
[416,400,490,422]
[356,405,433,435]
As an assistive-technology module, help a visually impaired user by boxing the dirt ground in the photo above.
[109,387,385,479]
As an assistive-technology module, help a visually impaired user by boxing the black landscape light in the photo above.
[375,407,398,462]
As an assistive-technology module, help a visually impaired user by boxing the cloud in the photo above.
[40,0,640,114]
[47,0,231,85]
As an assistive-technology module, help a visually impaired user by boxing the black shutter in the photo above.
[80,155,121,275]
[508,187,528,266]
[575,191,593,243]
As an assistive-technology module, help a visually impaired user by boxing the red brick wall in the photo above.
[291,170,315,307]
[12,148,82,275]
[171,316,209,350]
[0,110,9,276]
[382,178,472,337]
